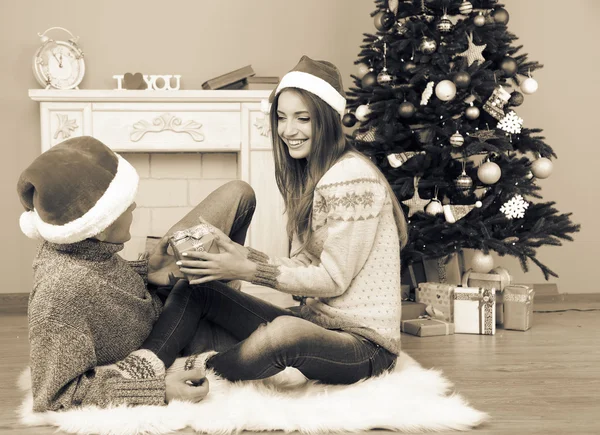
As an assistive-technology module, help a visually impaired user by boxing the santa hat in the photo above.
[17,136,138,244]
[269,55,346,116]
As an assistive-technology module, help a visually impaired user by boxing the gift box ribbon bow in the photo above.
[171,225,214,250]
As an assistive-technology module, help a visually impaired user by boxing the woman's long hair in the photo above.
[270,88,408,251]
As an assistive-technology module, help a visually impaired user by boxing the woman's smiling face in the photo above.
[276,90,312,160]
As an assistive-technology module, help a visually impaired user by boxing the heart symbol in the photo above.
[436,294,441,299]
[123,72,146,90]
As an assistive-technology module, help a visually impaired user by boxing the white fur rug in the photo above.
[17,352,487,434]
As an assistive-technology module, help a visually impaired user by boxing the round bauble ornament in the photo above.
[435,80,457,101]
[473,13,486,27]
[509,91,524,106]
[478,161,502,184]
[356,63,370,79]
[418,36,437,54]
[426,199,444,215]
[355,104,371,121]
[450,132,465,147]
[459,1,473,15]
[455,171,473,192]
[362,72,377,88]
[377,69,393,85]
[521,77,539,94]
[437,15,454,33]
[398,101,416,118]
[471,250,494,273]
[465,105,480,120]
[453,71,471,88]
[500,57,518,77]
[531,157,553,179]
[401,60,417,74]
[374,10,395,31]
[492,7,510,25]
[342,113,357,128]
[525,170,534,180]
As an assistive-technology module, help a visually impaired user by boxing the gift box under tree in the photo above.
[401,318,455,337]
[422,251,465,285]
[453,287,496,335]
[503,285,535,331]
[415,282,455,322]
[401,261,427,290]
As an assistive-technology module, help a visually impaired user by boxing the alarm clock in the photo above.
[33,27,85,90]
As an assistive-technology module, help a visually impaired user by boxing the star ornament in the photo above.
[456,32,486,66]
[402,177,430,217]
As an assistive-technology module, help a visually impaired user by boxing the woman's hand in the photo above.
[177,236,256,284]
[165,368,209,403]
[147,236,182,286]
[197,216,249,257]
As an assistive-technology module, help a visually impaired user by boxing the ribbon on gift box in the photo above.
[454,289,495,335]
[171,224,214,251]
[503,291,534,303]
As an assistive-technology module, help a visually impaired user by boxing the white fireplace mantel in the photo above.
[29,89,288,258]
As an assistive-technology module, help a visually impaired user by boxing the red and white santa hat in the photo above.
[17,136,138,244]
[269,55,347,117]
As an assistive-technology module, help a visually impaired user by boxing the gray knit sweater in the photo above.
[29,239,165,412]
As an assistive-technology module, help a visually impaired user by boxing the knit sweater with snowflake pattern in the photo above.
[28,239,165,412]
[248,153,402,354]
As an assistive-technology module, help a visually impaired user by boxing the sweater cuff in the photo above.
[247,247,270,264]
[104,378,166,407]
[113,349,165,379]
[250,263,280,289]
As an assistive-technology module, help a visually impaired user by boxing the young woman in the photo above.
[18,136,256,411]
[160,56,408,385]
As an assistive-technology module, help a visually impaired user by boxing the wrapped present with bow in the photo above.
[415,282,455,322]
[453,287,496,335]
[503,285,535,331]
[168,223,219,280]
[401,317,455,337]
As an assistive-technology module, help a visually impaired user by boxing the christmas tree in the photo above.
[346,0,580,279]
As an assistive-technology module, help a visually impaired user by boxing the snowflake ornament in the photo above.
[421,81,434,105]
[500,194,529,219]
[497,111,523,134]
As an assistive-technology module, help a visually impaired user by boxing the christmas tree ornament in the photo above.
[453,71,471,88]
[388,0,399,15]
[467,128,500,142]
[450,132,465,147]
[437,13,454,33]
[420,81,435,105]
[355,104,371,121]
[362,72,377,87]
[426,199,444,215]
[458,1,473,15]
[473,12,486,27]
[387,151,426,168]
[342,112,357,128]
[500,57,518,77]
[483,85,512,120]
[509,91,524,106]
[354,127,377,142]
[500,194,529,219]
[402,177,430,217]
[455,169,473,193]
[521,76,539,94]
[471,250,494,273]
[356,63,370,79]
[465,104,480,120]
[374,10,395,31]
[525,170,534,180]
[435,80,457,101]
[401,60,417,73]
[497,111,523,134]
[531,157,553,179]
[492,7,510,25]
[477,161,502,184]
[377,43,393,85]
[418,36,437,54]
[398,101,416,118]
[456,32,486,67]
[396,19,409,36]
[443,201,482,223]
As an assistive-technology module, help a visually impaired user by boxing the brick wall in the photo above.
[120,152,238,260]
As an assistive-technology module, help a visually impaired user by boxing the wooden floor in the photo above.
[1,297,599,434]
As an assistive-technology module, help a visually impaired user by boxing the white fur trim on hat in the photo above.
[19,155,139,244]
[275,71,346,116]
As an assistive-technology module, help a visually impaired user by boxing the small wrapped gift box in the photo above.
[415,283,455,322]
[503,285,535,331]
[168,224,219,280]
[402,301,427,320]
[423,251,465,285]
[401,318,455,337]
[461,266,512,292]
[401,262,427,290]
[453,287,496,335]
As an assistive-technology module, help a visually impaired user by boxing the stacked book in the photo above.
[202,65,279,90]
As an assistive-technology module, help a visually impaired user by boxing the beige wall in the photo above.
[1,0,596,294]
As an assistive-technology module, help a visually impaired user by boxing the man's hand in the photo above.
[147,236,182,286]
[165,368,209,403]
